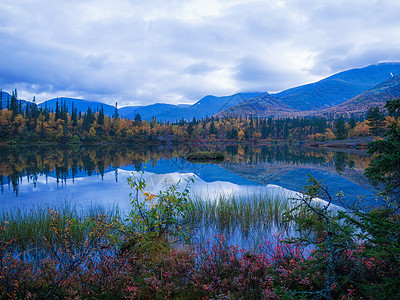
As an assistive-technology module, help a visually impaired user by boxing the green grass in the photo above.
[0,203,117,260]
[186,191,310,246]
[0,192,313,257]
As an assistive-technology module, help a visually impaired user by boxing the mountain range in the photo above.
[2,62,400,120]
[218,62,400,118]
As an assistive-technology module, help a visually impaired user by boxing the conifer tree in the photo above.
[366,106,385,136]
[209,118,217,135]
[349,116,356,129]
[71,103,78,127]
[98,105,104,125]
[32,96,38,120]
[366,99,400,202]
[334,117,346,140]
[113,102,119,119]
[134,113,142,123]
[10,89,18,119]
[55,99,61,120]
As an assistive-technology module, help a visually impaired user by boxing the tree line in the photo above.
[0,89,391,144]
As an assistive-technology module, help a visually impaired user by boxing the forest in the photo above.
[0,89,391,145]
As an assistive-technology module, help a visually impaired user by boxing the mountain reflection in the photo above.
[0,144,371,199]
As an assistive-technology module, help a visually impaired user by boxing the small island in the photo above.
[186,151,224,163]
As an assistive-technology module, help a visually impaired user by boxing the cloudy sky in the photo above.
[1,0,400,107]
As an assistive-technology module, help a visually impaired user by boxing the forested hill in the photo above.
[2,62,400,121]
[316,74,400,117]
[274,62,400,111]
[218,63,400,118]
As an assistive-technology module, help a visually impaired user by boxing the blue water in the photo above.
[0,146,377,212]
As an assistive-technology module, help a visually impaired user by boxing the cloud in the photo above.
[0,0,400,106]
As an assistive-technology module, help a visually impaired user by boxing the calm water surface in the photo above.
[0,143,376,212]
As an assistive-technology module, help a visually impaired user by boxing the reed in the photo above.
[0,191,313,258]
[0,203,117,260]
[186,191,310,246]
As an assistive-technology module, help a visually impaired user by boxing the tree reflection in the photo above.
[0,144,369,195]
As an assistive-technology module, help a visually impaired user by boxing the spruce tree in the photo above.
[98,105,104,125]
[366,106,386,136]
[334,117,346,140]
[113,102,119,119]
[366,99,400,202]
[55,99,61,120]
[349,116,356,129]
[10,89,18,119]
[134,113,142,123]
[209,119,217,136]
[71,103,78,127]
[32,96,38,120]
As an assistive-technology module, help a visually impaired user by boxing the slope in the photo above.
[275,62,400,110]
[217,93,296,118]
[318,75,400,116]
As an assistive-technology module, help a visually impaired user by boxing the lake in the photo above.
[0,143,378,248]
[0,143,376,211]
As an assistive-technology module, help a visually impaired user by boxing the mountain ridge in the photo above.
[2,62,400,120]
[218,62,400,118]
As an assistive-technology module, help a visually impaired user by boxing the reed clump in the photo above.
[187,191,310,240]
[0,203,117,261]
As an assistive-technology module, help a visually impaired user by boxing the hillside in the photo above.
[216,93,296,118]
[119,103,179,120]
[275,62,400,110]
[119,92,262,122]
[152,92,262,122]
[316,74,400,117]
[0,90,30,110]
[217,63,400,118]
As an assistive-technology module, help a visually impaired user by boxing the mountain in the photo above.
[218,62,400,118]
[157,92,262,121]
[274,62,400,110]
[3,62,400,121]
[119,103,179,120]
[38,97,116,115]
[126,92,262,122]
[318,74,400,116]
[191,93,262,113]
[216,93,296,118]
[32,92,260,122]
[0,90,31,110]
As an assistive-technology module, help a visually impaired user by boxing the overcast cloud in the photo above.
[1,0,400,106]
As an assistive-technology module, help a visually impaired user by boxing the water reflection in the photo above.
[0,144,375,206]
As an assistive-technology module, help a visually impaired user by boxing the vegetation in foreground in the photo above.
[0,178,399,299]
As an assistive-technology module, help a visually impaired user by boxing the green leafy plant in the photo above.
[120,171,194,255]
